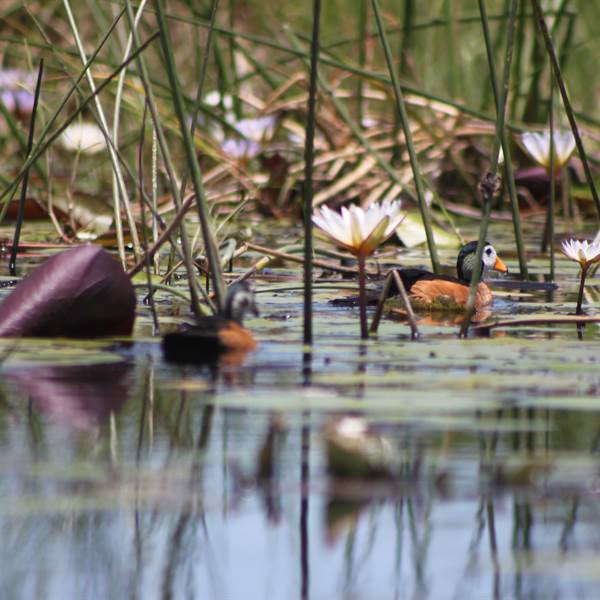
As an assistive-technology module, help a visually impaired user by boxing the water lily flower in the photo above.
[521,130,575,171]
[313,199,404,339]
[0,69,35,118]
[202,91,277,159]
[221,116,277,159]
[313,199,404,258]
[560,238,600,314]
[60,122,107,155]
[561,239,600,267]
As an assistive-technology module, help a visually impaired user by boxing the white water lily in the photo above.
[561,239,600,315]
[313,199,404,339]
[60,122,107,155]
[560,239,600,267]
[312,199,404,257]
[521,130,575,169]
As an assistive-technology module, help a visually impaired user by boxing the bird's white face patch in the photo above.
[482,244,497,270]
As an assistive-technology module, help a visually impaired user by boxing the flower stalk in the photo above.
[576,264,588,316]
[357,253,368,339]
[560,239,600,315]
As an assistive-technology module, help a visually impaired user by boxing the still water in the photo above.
[0,236,599,600]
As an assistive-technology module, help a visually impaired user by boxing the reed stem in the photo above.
[459,173,500,337]
[370,0,440,273]
[548,77,556,280]
[460,0,522,335]
[63,0,141,264]
[138,101,160,335]
[10,59,43,277]
[391,270,419,340]
[494,0,528,278]
[154,0,227,313]
[369,271,393,336]
[181,0,220,195]
[356,0,367,126]
[303,0,321,347]
[124,2,205,316]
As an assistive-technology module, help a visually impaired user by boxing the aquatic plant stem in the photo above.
[303,0,321,347]
[63,0,141,264]
[369,272,393,335]
[459,173,499,338]
[576,265,588,316]
[356,0,367,125]
[154,0,227,313]
[459,0,518,337]
[479,0,528,279]
[370,0,440,273]
[358,254,368,340]
[113,0,149,230]
[548,78,556,280]
[499,0,528,279]
[530,0,600,222]
[10,59,43,277]
[391,270,419,339]
[123,1,206,317]
[368,270,419,339]
[181,0,220,194]
[138,101,160,335]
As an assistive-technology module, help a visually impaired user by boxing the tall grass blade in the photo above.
[548,78,556,280]
[356,0,367,125]
[370,0,440,273]
[63,0,141,264]
[9,59,43,276]
[303,0,321,347]
[153,0,227,312]
[460,0,518,336]
[123,2,206,316]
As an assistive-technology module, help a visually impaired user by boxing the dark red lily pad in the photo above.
[0,245,136,337]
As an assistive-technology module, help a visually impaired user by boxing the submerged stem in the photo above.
[358,253,368,340]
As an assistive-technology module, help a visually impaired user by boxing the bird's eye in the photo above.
[485,248,492,255]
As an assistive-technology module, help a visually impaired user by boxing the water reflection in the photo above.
[0,336,599,598]
[5,361,134,430]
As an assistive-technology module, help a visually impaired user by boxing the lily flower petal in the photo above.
[521,129,576,169]
[312,199,405,257]
[561,238,600,268]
